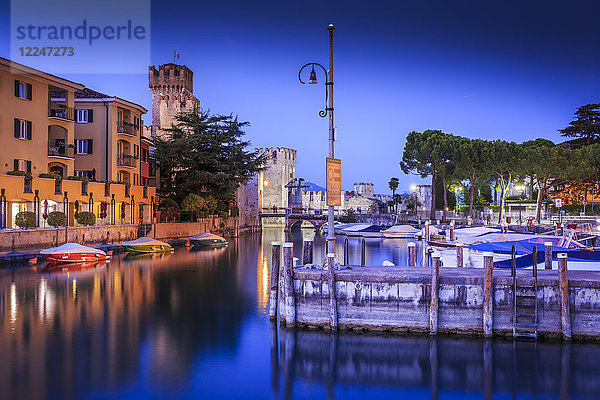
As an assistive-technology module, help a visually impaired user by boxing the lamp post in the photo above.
[299,23,336,267]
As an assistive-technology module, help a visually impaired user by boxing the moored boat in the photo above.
[382,225,420,239]
[343,224,387,238]
[40,243,109,264]
[190,232,228,247]
[121,237,173,253]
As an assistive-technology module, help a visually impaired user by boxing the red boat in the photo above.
[40,243,109,264]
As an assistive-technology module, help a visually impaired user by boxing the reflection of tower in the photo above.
[256,147,297,210]
[148,63,200,136]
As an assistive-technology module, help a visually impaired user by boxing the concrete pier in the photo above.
[283,264,600,339]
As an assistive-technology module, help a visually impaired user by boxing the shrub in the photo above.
[77,211,96,226]
[7,171,30,177]
[15,211,36,229]
[38,173,62,181]
[47,211,66,227]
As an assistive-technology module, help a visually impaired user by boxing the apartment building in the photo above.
[0,57,155,229]
[73,88,147,185]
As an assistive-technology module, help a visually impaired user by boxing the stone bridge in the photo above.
[258,210,341,231]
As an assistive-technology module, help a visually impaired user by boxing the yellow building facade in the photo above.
[0,57,155,229]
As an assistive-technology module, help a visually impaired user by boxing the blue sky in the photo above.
[3,0,600,194]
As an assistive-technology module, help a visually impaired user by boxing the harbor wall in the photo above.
[280,266,600,339]
[0,224,138,251]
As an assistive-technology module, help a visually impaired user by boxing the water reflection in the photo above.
[270,326,600,399]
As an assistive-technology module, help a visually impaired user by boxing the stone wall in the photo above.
[0,225,137,251]
[281,266,600,339]
[256,147,296,210]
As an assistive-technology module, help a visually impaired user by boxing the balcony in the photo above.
[48,103,75,122]
[117,154,137,168]
[117,122,136,136]
[48,144,74,159]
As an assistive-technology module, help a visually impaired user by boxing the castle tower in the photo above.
[255,147,297,210]
[148,63,200,136]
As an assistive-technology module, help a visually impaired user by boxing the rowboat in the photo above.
[40,243,109,264]
[190,232,228,247]
[121,237,173,253]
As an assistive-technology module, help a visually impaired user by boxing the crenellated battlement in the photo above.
[255,147,297,166]
[149,63,194,93]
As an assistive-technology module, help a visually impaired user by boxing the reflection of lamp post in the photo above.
[299,24,336,268]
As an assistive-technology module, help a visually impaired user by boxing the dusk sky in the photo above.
[2,0,600,195]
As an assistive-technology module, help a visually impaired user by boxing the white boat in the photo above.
[342,224,386,238]
[40,243,109,264]
[382,225,420,239]
[190,232,228,247]
[122,237,173,253]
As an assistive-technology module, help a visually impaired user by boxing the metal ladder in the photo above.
[512,245,538,339]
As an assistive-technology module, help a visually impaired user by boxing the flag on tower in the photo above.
[173,51,180,63]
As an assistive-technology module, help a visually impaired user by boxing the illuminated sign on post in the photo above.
[326,157,341,206]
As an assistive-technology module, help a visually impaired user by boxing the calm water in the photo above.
[1,228,600,399]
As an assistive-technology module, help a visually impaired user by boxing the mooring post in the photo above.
[302,237,314,265]
[327,252,338,330]
[424,246,433,268]
[429,253,441,335]
[545,242,553,270]
[561,223,565,236]
[483,252,494,337]
[283,242,295,327]
[456,243,464,268]
[425,220,430,241]
[558,253,571,340]
[361,238,366,266]
[408,242,416,266]
[450,220,455,242]
[343,237,349,265]
[268,241,281,320]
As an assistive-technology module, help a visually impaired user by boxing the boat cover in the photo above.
[190,233,227,241]
[122,237,171,247]
[40,243,106,255]
[382,225,419,234]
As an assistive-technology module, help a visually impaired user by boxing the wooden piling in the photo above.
[283,242,295,327]
[302,237,314,265]
[450,221,455,242]
[456,243,463,268]
[425,220,430,241]
[361,238,366,266]
[558,253,572,340]
[268,241,281,320]
[545,242,553,270]
[429,253,441,335]
[483,252,494,337]
[327,252,338,330]
[408,242,416,267]
[343,237,349,265]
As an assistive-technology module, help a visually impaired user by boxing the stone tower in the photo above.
[256,147,297,210]
[148,63,199,136]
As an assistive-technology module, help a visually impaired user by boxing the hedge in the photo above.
[77,211,96,226]
[15,211,36,229]
[47,211,66,227]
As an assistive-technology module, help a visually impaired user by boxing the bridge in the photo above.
[259,208,342,231]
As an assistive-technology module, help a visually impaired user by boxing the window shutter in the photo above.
[88,139,93,154]
[74,139,78,154]
[26,83,32,100]
[14,118,20,138]
[14,80,19,97]
[26,121,32,140]
[88,109,93,122]
[13,159,18,171]
[26,161,32,173]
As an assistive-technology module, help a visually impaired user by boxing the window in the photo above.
[142,148,149,163]
[13,118,32,140]
[133,116,140,129]
[13,159,31,172]
[77,109,93,123]
[134,144,139,158]
[77,170,94,179]
[14,80,32,100]
[76,139,93,155]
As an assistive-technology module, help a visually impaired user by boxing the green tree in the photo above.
[559,103,600,146]
[456,138,490,217]
[401,130,447,220]
[154,109,265,205]
[488,140,521,223]
[388,177,399,213]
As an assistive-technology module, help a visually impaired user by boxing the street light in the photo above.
[299,23,336,269]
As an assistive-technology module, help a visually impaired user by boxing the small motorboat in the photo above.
[121,237,173,253]
[40,243,109,264]
[382,225,420,239]
[343,224,386,238]
[189,232,228,247]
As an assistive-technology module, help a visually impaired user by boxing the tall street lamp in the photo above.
[299,24,336,268]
